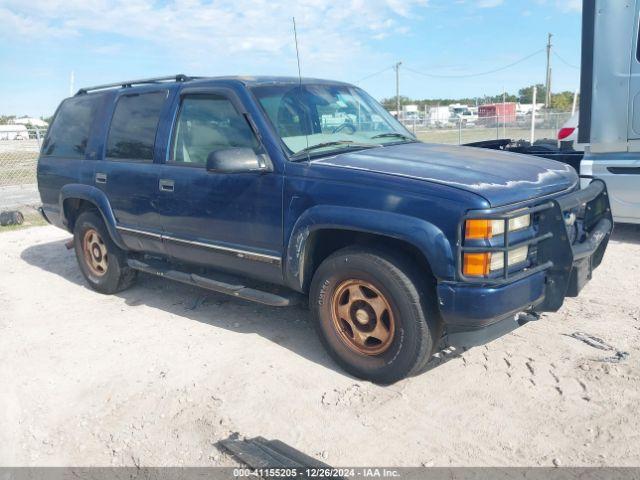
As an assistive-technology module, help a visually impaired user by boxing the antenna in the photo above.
[291,17,309,158]
[292,17,302,85]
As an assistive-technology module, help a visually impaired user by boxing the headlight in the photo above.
[462,211,532,277]
[489,245,530,271]
[465,213,531,240]
[463,246,530,277]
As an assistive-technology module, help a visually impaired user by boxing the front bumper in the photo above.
[440,179,613,348]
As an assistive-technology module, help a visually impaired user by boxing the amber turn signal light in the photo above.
[465,219,492,240]
[463,252,490,276]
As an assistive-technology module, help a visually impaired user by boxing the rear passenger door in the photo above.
[95,90,168,254]
[157,90,283,283]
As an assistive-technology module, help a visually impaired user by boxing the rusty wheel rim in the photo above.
[331,279,396,356]
[82,228,108,277]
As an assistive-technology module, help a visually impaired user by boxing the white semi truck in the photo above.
[579,0,640,224]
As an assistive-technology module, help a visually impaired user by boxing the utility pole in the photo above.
[545,33,553,108]
[531,85,537,144]
[395,61,402,119]
[502,86,507,138]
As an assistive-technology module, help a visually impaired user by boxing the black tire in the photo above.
[73,211,137,294]
[309,246,441,384]
[0,210,24,226]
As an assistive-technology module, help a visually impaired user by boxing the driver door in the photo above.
[157,90,283,283]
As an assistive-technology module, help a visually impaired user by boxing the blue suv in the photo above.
[37,75,612,383]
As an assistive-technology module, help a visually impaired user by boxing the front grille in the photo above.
[457,180,611,286]
[458,201,555,284]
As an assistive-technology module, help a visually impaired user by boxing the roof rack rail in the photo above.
[75,74,195,95]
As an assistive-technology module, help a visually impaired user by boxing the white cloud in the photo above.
[0,6,74,38]
[559,0,581,12]
[385,0,428,17]
[0,0,429,74]
[535,0,581,13]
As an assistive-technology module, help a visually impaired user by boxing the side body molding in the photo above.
[284,205,455,291]
[59,184,127,250]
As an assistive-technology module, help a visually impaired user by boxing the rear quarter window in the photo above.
[42,95,102,158]
[106,90,168,162]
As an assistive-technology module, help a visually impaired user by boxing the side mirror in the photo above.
[205,148,271,173]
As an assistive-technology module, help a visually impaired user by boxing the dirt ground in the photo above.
[1,224,639,467]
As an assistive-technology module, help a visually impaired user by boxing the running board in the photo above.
[126,258,299,307]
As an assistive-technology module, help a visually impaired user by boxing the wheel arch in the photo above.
[284,205,455,292]
[59,184,127,250]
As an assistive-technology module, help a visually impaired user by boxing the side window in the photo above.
[106,91,167,162]
[171,95,259,166]
[42,95,101,158]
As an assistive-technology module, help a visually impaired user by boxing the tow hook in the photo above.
[65,239,74,250]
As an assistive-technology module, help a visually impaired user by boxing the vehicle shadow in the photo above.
[20,238,349,377]
[611,223,640,245]
[21,238,449,382]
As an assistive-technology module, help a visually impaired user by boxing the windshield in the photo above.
[251,83,416,159]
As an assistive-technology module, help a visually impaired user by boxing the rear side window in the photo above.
[106,91,167,161]
[42,96,101,158]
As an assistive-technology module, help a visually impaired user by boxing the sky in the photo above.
[0,0,583,117]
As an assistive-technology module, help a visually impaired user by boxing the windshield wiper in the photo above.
[290,141,377,161]
[370,132,416,142]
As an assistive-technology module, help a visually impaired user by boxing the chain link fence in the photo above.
[0,112,572,211]
[0,127,46,211]
[400,111,572,146]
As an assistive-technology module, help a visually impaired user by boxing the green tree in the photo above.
[518,84,546,104]
[551,91,577,112]
[380,95,413,110]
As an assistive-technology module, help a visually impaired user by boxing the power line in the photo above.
[553,51,580,70]
[355,65,395,84]
[402,49,545,79]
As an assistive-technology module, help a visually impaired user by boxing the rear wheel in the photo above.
[73,211,137,294]
[310,246,440,384]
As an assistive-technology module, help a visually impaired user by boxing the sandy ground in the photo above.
[1,224,639,467]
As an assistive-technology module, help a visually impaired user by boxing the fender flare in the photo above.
[284,205,455,291]
[59,184,127,250]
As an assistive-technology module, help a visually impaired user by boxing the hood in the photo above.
[313,142,578,207]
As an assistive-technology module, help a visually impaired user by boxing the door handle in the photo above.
[95,172,107,184]
[159,179,175,192]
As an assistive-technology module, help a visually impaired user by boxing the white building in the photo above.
[0,124,29,140]
[517,103,544,114]
[12,117,48,128]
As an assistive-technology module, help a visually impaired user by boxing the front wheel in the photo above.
[310,246,439,384]
[73,211,137,294]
